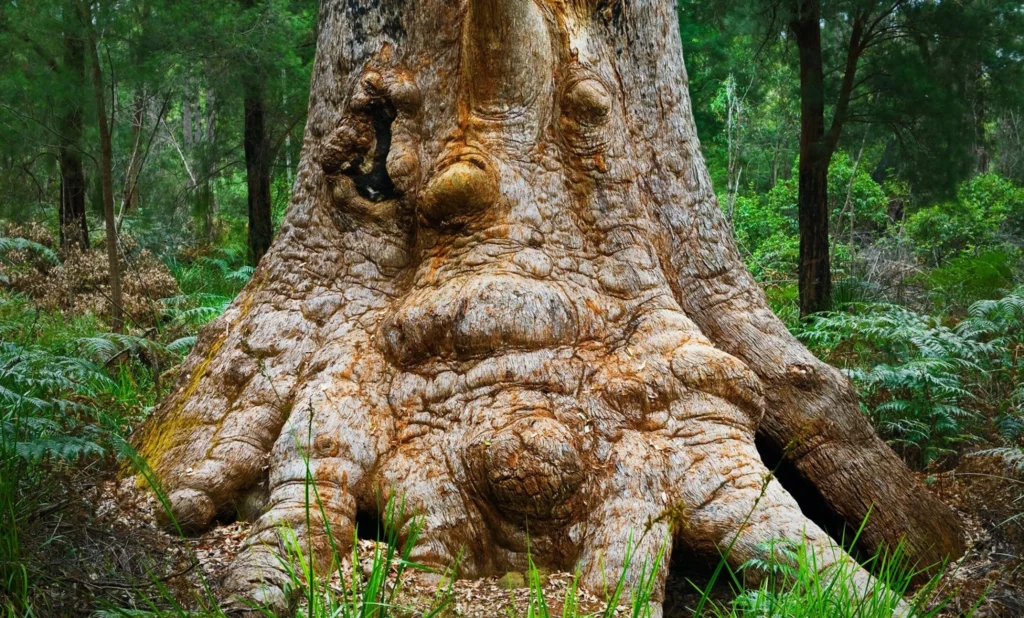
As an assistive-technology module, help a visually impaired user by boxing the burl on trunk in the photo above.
[136,0,964,614]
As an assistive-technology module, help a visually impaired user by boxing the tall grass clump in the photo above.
[1,412,29,617]
[698,536,979,618]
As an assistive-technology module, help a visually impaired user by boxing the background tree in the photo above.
[77,0,123,332]
[683,0,1024,315]
[0,1,90,250]
[240,0,273,265]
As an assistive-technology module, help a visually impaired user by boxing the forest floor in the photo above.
[4,233,1023,616]
[13,459,1024,617]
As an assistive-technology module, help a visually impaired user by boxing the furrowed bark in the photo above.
[137,2,964,614]
[641,0,965,570]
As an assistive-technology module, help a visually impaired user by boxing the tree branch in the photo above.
[824,12,868,155]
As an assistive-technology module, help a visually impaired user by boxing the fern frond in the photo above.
[166,336,197,355]
[0,236,59,264]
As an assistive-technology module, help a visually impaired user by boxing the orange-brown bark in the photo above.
[136,1,963,614]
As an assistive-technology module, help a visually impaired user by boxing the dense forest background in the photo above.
[2,1,1024,616]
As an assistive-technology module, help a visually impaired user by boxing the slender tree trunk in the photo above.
[182,81,193,150]
[971,66,989,174]
[243,66,272,264]
[79,0,123,333]
[58,144,89,251]
[58,30,89,250]
[282,67,294,188]
[123,89,145,213]
[203,84,217,239]
[791,0,832,317]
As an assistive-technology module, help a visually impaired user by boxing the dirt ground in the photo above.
[14,457,1024,617]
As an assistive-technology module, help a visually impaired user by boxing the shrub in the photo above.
[905,174,1024,266]
[917,249,1019,315]
[1,224,179,327]
[904,201,997,266]
[798,289,1024,467]
[732,154,889,280]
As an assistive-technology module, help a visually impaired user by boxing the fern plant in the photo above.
[958,287,1024,438]
[798,292,1023,466]
[166,246,253,299]
[0,236,59,266]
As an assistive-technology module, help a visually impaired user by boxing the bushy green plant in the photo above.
[799,304,984,464]
[160,247,252,337]
[732,154,889,279]
[905,202,997,266]
[958,173,1024,238]
[957,287,1024,438]
[169,248,253,297]
[798,288,1024,466]
[701,536,969,618]
[905,174,1024,266]
[0,283,230,615]
[919,249,1019,315]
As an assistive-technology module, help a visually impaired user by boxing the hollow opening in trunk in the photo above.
[664,544,733,609]
[754,432,869,563]
[355,506,386,542]
[345,99,399,203]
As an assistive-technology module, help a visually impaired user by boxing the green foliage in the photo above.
[918,250,1019,315]
[168,246,252,298]
[0,279,230,615]
[703,537,964,618]
[958,288,1024,438]
[0,0,316,262]
[905,174,1024,266]
[0,237,59,266]
[732,154,888,279]
[798,288,1024,466]
[682,0,1024,202]
[162,247,252,330]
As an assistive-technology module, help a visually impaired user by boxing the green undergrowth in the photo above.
[98,433,973,618]
[0,244,253,615]
[796,288,1024,467]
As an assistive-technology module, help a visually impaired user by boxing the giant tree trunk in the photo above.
[136,1,964,614]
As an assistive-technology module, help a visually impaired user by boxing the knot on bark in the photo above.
[786,362,819,390]
[467,416,584,521]
[561,76,614,155]
[418,149,499,227]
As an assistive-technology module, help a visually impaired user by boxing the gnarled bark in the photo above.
[136,1,963,614]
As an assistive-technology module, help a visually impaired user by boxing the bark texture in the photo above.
[136,1,964,614]
[58,30,89,251]
[79,0,122,333]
